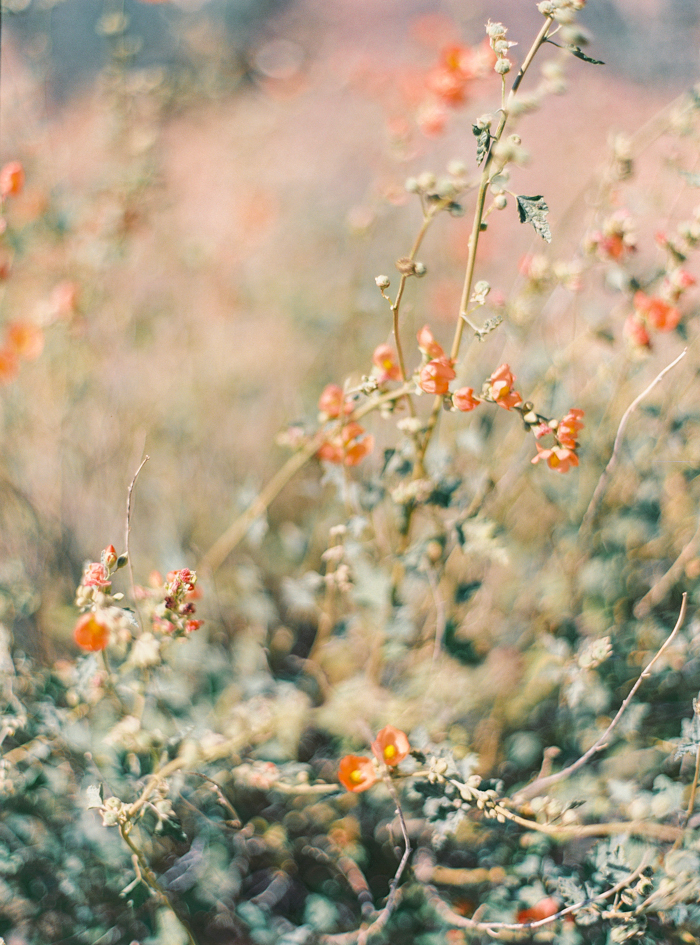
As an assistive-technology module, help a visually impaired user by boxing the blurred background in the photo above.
[0,0,698,655]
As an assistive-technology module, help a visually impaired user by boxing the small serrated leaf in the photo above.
[568,45,604,65]
[516,195,552,242]
[472,125,491,165]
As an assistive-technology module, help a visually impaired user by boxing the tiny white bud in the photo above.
[414,262,427,278]
[405,177,419,193]
[375,275,390,289]
[417,171,436,190]
[494,194,508,210]
[495,58,512,75]
[447,159,467,178]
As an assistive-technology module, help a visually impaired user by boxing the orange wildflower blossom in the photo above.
[73,612,110,652]
[372,725,410,766]
[318,384,352,420]
[624,313,651,349]
[0,347,19,384]
[557,408,584,449]
[7,322,44,361]
[633,291,681,333]
[338,755,378,793]
[419,357,455,395]
[417,324,447,359]
[488,364,522,410]
[531,445,579,473]
[318,422,374,466]
[372,343,401,382]
[517,897,561,925]
[0,161,24,199]
[452,386,480,412]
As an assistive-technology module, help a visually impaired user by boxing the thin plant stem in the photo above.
[125,455,149,633]
[580,348,686,534]
[516,593,687,801]
[413,15,554,478]
[119,823,199,945]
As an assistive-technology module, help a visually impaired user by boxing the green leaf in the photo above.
[567,45,604,65]
[516,195,552,242]
[472,124,491,165]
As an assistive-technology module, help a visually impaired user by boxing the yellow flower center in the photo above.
[384,745,396,760]
[350,769,363,783]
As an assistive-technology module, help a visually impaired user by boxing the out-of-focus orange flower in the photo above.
[417,325,446,359]
[419,357,455,395]
[531,445,579,473]
[0,347,19,384]
[7,322,44,361]
[488,364,522,410]
[372,343,401,382]
[516,897,560,925]
[372,725,410,766]
[452,387,480,412]
[318,384,352,420]
[0,161,24,198]
[338,755,378,793]
[624,313,651,349]
[73,612,110,651]
[318,422,374,467]
[417,101,448,137]
[633,291,681,332]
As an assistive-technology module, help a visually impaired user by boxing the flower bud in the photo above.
[495,58,512,75]
[375,274,390,289]
[494,194,508,210]
[417,171,436,190]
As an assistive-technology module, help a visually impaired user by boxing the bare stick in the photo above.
[580,349,686,533]
[125,455,149,633]
[517,593,687,801]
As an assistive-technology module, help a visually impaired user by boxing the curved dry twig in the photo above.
[516,593,687,801]
[580,349,686,533]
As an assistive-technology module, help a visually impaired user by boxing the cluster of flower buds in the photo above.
[537,0,587,20]
[316,384,374,467]
[73,545,129,651]
[486,20,517,77]
[153,568,203,637]
[338,726,411,793]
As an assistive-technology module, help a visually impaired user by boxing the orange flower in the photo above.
[372,343,401,382]
[531,445,579,473]
[7,322,44,361]
[557,409,584,448]
[318,422,374,467]
[0,347,19,384]
[372,725,410,766]
[633,291,680,332]
[419,357,455,395]
[452,387,480,412]
[338,755,378,793]
[0,161,24,198]
[318,384,351,420]
[624,313,651,349]
[417,325,446,359]
[73,612,110,651]
[488,364,522,410]
[517,897,560,925]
